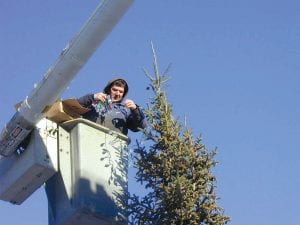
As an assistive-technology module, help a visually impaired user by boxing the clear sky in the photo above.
[0,0,299,225]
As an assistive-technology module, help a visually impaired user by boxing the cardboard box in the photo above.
[44,99,89,123]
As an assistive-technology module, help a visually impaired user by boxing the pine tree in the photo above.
[128,45,230,225]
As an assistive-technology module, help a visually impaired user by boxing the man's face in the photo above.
[110,85,125,102]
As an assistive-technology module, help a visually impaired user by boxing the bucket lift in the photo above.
[0,0,134,224]
[0,118,129,224]
[46,119,128,225]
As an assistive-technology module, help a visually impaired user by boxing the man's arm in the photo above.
[127,105,146,132]
[77,94,95,108]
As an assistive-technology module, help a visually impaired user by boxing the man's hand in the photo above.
[124,99,137,110]
[94,92,107,102]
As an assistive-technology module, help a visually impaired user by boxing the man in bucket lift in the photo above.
[77,78,146,135]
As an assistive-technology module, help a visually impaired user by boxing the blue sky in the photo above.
[0,0,300,224]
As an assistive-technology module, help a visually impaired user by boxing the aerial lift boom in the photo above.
[0,0,134,157]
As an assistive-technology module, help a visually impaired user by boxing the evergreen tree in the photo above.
[128,45,230,225]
